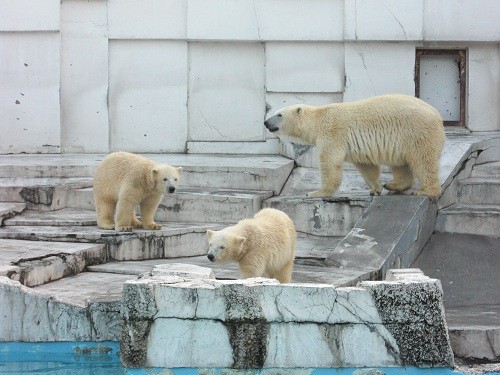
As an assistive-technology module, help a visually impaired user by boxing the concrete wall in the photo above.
[1,0,499,154]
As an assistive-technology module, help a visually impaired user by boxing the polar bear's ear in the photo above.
[296,107,302,114]
[236,236,246,246]
[152,168,159,175]
[207,230,215,239]
[176,167,183,173]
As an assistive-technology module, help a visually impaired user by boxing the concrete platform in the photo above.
[0,202,25,225]
[0,239,107,286]
[436,203,500,236]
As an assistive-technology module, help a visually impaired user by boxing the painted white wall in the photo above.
[0,1,499,154]
[0,32,60,154]
[60,0,109,153]
[344,42,417,102]
[188,42,265,142]
[468,45,500,131]
[108,40,188,152]
[344,0,424,41]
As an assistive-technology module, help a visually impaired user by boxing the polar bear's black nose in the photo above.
[207,253,214,262]
[168,186,176,193]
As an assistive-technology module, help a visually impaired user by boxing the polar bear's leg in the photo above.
[308,148,345,198]
[140,193,163,230]
[114,193,136,232]
[409,157,441,198]
[274,259,294,283]
[239,262,265,279]
[384,165,414,193]
[131,212,143,228]
[353,163,382,195]
[95,197,116,230]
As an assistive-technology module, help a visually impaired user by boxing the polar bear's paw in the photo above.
[144,223,162,230]
[307,189,333,198]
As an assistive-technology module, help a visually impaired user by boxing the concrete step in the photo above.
[3,208,97,227]
[458,178,500,205]
[0,202,25,225]
[0,177,92,210]
[436,204,500,236]
[66,187,274,223]
[265,195,368,237]
[470,161,500,178]
[0,239,107,287]
[0,220,223,261]
[0,154,294,194]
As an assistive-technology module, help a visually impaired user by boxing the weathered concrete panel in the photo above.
[108,40,188,152]
[60,0,109,152]
[468,45,500,132]
[344,0,424,41]
[108,0,186,39]
[424,0,500,41]
[0,32,61,154]
[188,42,265,142]
[344,42,416,102]
[0,0,60,31]
[187,0,343,41]
[266,42,344,93]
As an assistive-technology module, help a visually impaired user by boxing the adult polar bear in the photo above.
[264,94,445,198]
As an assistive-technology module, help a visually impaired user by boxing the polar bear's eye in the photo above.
[277,113,282,117]
[175,178,177,181]
[163,178,167,181]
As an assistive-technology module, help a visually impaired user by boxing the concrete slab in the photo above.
[436,204,500,236]
[412,232,500,360]
[0,202,25,225]
[88,256,360,286]
[412,232,499,311]
[0,154,294,194]
[0,239,107,287]
[325,196,437,283]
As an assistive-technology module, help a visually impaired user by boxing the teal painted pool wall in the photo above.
[0,342,489,375]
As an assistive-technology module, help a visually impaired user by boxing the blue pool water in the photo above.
[0,342,495,375]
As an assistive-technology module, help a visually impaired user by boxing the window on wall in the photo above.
[415,49,466,127]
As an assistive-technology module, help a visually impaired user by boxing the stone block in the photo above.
[0,0,60,31]
[188,42,265,142]
[458,178,500,205]
[266,42,344,93]
[187,140,280,154]
[108,0,186,39]
[424,0,500,41]
[0,32,60,154]
[108,40,188,152]
[344,0,423,41]
[121,275,454,368]
[0,276,121,341]
[0,203,25,225]
[436,204,500,237]
[344,42,416,102]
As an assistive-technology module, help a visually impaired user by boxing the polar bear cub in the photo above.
[206,208,296,283]
[93,151,182,232]
[264,94,445,198]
